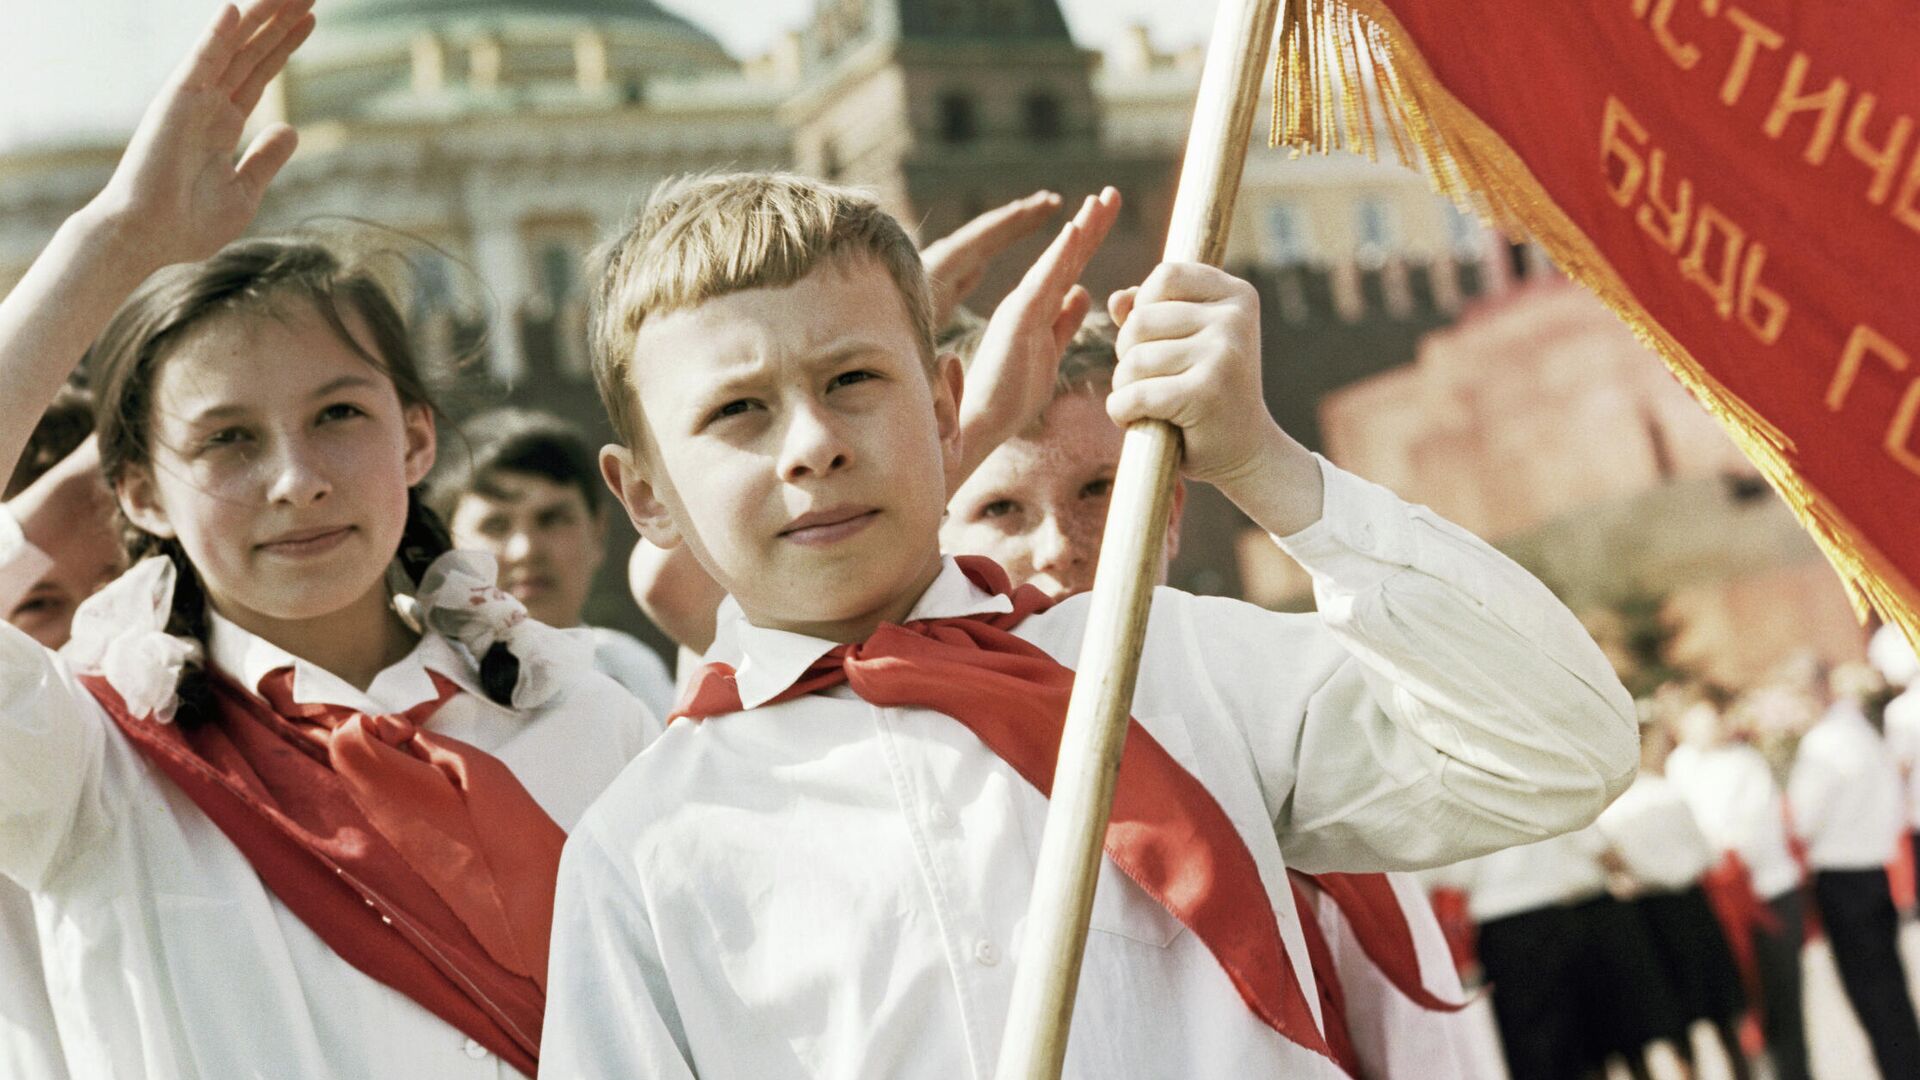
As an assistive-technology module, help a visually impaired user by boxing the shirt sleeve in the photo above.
[0,618,106,890]
[541,823,698,1080]
[0,507,54,616]
[1187,456,1637,874]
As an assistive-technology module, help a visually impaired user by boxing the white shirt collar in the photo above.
[205,607,483,713]
[710,557,1015,710]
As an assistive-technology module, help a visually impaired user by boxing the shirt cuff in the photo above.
[1271,454,1415,594]
[0,507,54,615]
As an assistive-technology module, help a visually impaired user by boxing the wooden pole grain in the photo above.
[990,1,1284,1077]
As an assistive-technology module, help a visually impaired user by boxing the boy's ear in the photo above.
[401,402,437,486]
[600,444,682,550]
[116,467,176,541]
[933,351,965,480]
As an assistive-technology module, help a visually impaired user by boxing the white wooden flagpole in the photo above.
[991,0,1285,1076]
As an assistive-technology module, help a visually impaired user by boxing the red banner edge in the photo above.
[1267,0,1920,653]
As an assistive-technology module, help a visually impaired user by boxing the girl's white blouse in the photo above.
[0,568,660,1080]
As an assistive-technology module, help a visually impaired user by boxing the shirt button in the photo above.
[929,803,956,830]
[463,1038,489,1060]
[1354,523,1377,553]
[974,938,999,966]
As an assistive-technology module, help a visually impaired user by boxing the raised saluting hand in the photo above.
[951,187,1123,490]
[88,0,315,270]
[0,0,314,488]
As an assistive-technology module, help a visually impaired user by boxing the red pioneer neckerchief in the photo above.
[676,555,1459,1065]
[83,664,565,1076]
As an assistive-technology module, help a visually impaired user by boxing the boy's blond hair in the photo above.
[589,172,935,449]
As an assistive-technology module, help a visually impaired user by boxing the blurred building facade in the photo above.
[2,0,1841,684]
[1275,279,1868,687]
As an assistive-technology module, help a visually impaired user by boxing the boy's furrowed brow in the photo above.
[805,338,891,370]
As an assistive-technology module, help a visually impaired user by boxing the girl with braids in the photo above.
[0,3,657,1077]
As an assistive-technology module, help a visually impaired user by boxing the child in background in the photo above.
[431,408,677,716]
[0,387,120,650]
[0,398,102,1080]
[1787,663,1920,1079]
[543,171,1637,1078]
[0,5,655,1075]
[1667,686,1812,1080]
[1596,713,1752,1080]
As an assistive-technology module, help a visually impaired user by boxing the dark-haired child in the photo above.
[0,4,655,1075]
[432,408,676,716]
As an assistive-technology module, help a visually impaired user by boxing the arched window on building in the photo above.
[409,248,457,323]
[1023,91,1062,141]
[1260,201,1311,265]
[538,242,576,309]
[938,92,978,143]
[1354,196,1399,268]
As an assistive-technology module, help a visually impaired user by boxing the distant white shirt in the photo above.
[1871,624,1920,690]
[1788,702,1905,872]
[1883,688,1920,831]
[1596,772,1717,892]
[588,626,677,719]
[1666,741,1800,899]
[1435,827,1612,923]
[0,879,65,1080]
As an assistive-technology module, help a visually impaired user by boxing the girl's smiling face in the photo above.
[117,298,435,632]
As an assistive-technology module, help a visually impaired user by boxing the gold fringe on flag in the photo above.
[1269,0,1920,650]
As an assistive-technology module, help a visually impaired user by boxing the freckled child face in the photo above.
[942,389,1181,599]
[610,254,964,639]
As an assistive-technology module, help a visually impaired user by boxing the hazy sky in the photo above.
[0,0,1218,150]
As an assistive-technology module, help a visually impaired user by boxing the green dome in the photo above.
[330,0,706,29]
[316,0,728,54]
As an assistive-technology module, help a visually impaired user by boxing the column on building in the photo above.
[471,213,530,384]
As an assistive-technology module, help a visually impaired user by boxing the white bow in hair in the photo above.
[61,556,202,724]
[413,550,594,710]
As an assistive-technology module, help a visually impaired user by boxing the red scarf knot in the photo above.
[84,659,566,1075]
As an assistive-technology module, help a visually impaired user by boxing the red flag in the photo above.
[1274,0,1920,642]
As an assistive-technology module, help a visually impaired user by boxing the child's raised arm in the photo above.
[920,189,1063,329]
[0,0,314,481]
[949,187,1122,491]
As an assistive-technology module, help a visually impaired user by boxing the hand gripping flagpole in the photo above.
[991,0,1284,1077]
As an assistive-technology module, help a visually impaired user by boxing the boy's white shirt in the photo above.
[543,455,1637,1080]
[1787,701,1905,871]
[0,578,661,1080]
[1664,740,1800,899]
